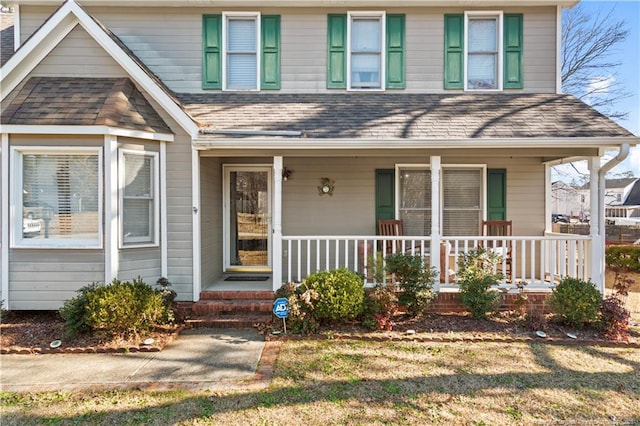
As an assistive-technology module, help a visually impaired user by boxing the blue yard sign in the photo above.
[273,297,290,319]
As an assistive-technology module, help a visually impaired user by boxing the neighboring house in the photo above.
[550,181,584,219]
[604,179,640,225]
[1,0,638,310]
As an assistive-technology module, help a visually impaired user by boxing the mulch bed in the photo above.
[2,310,639,354]
[0,311,183,354]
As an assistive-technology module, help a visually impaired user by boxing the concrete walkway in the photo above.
[0,329,272,392]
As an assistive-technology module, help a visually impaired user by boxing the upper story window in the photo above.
[349,12,384,90]
[203,13,280,90]
[327,13,405,90]
[11,147,102,248]
[224,13,259,90]
[466,13,500,90]
[444,12,523,91]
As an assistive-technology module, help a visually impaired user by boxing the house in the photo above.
[1,0,638,311]
[604,178,640,225]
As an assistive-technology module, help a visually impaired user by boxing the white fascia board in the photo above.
[1,10,78,97]
[193,136,640,151]
[10,1,581,7]
[0,125,174,141]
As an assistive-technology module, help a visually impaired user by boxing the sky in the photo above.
[554,0,640,180]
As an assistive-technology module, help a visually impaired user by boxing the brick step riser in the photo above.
[187,316,271,329]
[199,291,275,301]
[191,301,273,315]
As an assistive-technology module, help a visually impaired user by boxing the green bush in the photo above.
[456,248,502,318]
[60,277,174,339]
[605,245,640,272]
[385,253,436,317]
[300,268,365,322]
[548,277,602,328]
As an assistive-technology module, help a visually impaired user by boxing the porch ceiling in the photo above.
[181,93,636,141]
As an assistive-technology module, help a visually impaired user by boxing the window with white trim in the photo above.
[465,12,502,90]
[398,166,484,236]
[119,150,159,247]
[348,12,385,90]
[12,148,102,248]
[224,12,259,90]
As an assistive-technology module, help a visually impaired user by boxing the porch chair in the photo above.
[378,219,405,254]
[481,220,513,282]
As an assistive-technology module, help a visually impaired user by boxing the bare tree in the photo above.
[562,2,630,120]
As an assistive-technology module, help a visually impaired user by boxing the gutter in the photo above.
[598,143,630,239]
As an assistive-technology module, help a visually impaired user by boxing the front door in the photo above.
[223,166,272,272]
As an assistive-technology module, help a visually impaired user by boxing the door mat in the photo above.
[224,276,270,282]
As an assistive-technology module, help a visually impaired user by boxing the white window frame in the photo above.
[119,149,160,248]
[464,11,503,91]
[222,11,261,91]
[10,146,103,249]
[395,164,487,235]
[347,11,386,91]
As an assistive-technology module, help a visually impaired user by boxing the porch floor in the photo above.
[202,275,274,292]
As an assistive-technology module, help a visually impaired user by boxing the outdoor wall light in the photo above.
[318,177,335,196]
[282,167,293,181]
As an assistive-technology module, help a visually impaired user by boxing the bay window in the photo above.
[12,147,102,248]
[119,150,159,247]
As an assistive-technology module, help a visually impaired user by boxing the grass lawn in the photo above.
[2,340,639,425]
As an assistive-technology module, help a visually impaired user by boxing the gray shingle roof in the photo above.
[1,12,14,67]
[179,92,635,139]
[1,77,172,133]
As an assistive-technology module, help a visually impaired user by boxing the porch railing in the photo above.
[281,234,591,288]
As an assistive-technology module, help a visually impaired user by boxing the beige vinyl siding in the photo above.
[9,250,104,310]
[117,248,162,283]
[200,157,223,286]
[281,156,545,237]
[20,6,557,94]
[151,118,193,302]
[32,27,127,78]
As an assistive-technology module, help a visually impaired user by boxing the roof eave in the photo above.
[192,136,640,150]
[5,0,581,7]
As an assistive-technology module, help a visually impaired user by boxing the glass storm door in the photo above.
[224,166,272,271]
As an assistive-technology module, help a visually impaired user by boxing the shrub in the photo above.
[274,282,319,334]
[385,253,436,317]
[456,248,502,318]
[548,277,602,328]
[60,277,174,339]
[300,269,364,323]
[362,283,398,331]
[600,295,631,341]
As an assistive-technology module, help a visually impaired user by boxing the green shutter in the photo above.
[261,15,280,90]
[375,169,396,231]
[386,14,405,89]
[487,169,507,220]
[202,15,222,89]
[327,14,347,89]
[503,14,523,89]
[444,14,464,89]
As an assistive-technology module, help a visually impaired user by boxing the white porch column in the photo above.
[1,134,9,308]
[272,156,283,291]
[160,142,168,278]
[191,147,201,301]
[589,157,604,292]
[430,156,441,286]
[104,135,118,284]
[544,163,552,233]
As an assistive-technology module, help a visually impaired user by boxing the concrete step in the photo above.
[199,291,274,301]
